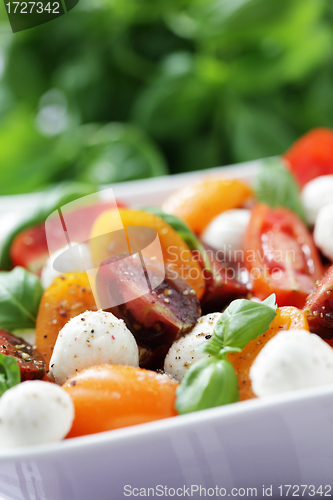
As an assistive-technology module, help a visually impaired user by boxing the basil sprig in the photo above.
[254,159,306,223]
[0,181,96,270]
[0,353,21,397]
[140,206,211,270]
[176,294,277,414]
[0,267,43,331]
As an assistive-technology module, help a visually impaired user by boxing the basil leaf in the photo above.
[254,159,307,223]
[0,353,21,397]
[0,267,43,330]
[214,296,277,350]
[0,181,96,270]
[140,206,211,270]
[176,358,239,414]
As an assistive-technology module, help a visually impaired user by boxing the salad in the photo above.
[0,127,333,448]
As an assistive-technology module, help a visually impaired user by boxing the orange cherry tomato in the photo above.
[244,203,323,308]
[90,208,205,299]
[228,306,309,401]
[35,273,97,367]
[284,128,333,187]
[63,364,179,437]
[162,178,252,235]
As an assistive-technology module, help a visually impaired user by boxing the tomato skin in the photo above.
[0,329,46,381]
[284,128,333,187]
[162,178,252,235]
[244,204,323,308]
[303,264,333,340]
[10,225,48,275]
[62,364,178,437]
[228,307,309,401]
[10,201,123,275]
[35,273,97,367]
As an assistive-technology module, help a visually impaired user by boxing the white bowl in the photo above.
[0,160,332,500]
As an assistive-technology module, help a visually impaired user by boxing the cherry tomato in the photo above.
[10,201,122,275]
[244,204,323,308]
[197,246,251,312]
[90,208,205,299]
[97,254,200,349]
[35,273,97,367]
[303,264,333,341]
[228,307,309,401]
[0,329,46,381]
[162,178,252,235]
[284,128,333,187]
[62,364,179,437]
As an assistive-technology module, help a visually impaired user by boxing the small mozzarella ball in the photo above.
[41,243,93,289]
[201,209,250,261]
[0,381,74,448]
[301,175,333,225]
[49,310,139,385]
[164,313,221,382]
[250,329,333,398]
[313,203,333,261]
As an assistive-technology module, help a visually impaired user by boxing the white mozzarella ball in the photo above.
[250,329,333,398]
[201,209,250,261]
[313,203,333,261]
[301,175,333,225]
[164,312,222,382]
[0,381,74,448]
[41,243,93,289]
[49,310,139,385]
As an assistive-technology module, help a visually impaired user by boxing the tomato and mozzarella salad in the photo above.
[0,127,333,448]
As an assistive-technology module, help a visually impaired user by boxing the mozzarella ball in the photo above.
[49,310,139,385]
[313,203,333,261]
[201,209,250,261]
[250,329,333,398]
[41,243,93,289]
[0,381,74,448]
[301,175,333,225]
[164,312,221,381]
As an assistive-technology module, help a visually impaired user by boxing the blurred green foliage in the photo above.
[0,0,332,194]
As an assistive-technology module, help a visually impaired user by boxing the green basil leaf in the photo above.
[140,206,211,270]
[0,181,96,270]
[254,159,307,223]
[0,353,21,397]
[176,358,239,414]
[196,336,224,356]
[214,295,277,350]
[0,267,43,330]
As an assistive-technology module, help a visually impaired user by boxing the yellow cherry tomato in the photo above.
[162,178,253,235]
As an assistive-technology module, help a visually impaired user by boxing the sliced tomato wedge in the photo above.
[303,264,333,340]
[244,203,323,308]
[284,128,333,187]
[10,200,123,275]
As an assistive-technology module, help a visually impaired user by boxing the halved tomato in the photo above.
[303,264,333,341]
[284,128,333,187]
[244,203,323,308]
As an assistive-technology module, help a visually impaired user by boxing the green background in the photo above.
[0,0,332,194]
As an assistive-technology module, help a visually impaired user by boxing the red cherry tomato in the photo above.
[244,204,323,308]
[10,200,123,275]
[284,128,333,187]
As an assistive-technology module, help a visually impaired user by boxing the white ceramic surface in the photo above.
[0,159,332,500]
